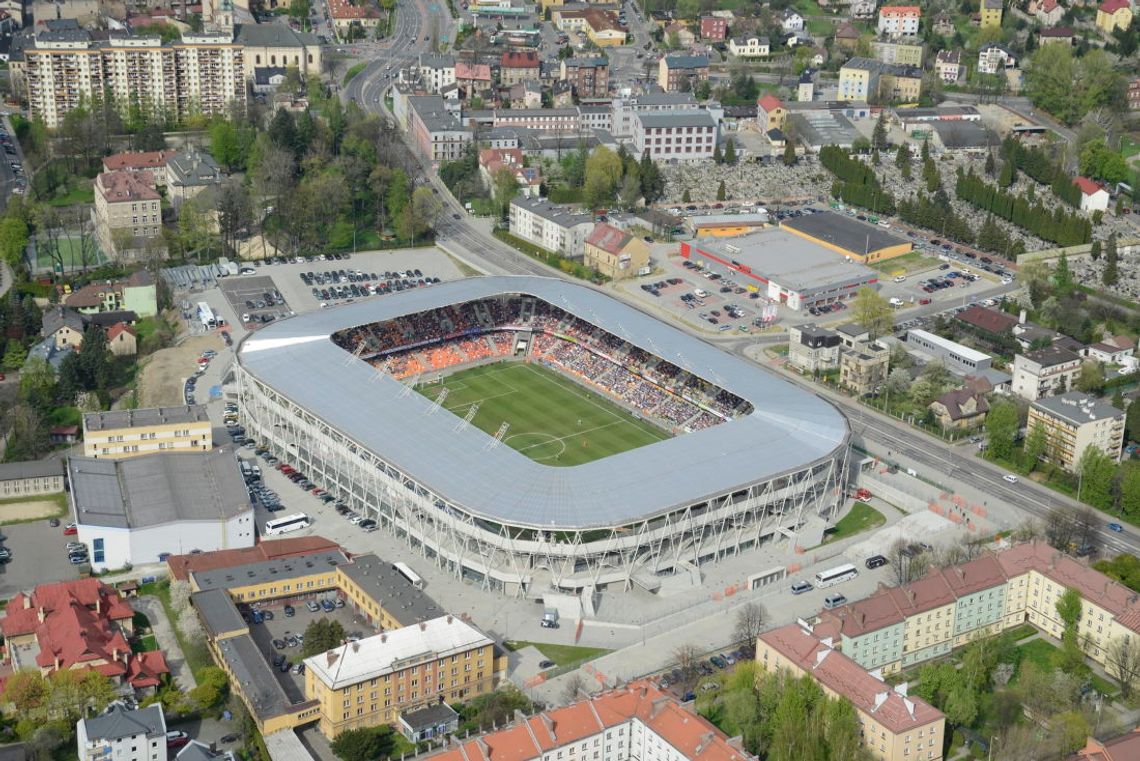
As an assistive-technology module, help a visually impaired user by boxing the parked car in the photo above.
[63,523,78,535]
[790,581,813,595]
[865,555,888,569]
[306,600,320,612]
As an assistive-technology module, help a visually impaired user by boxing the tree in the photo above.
[733,603,767,656]
[682,188,691,204]
[998,159,1015,188]
[330,726,397,761]
[2,340,26,372]
[1120,464,1140,520]
[872,111,888,150]
[716,180,726,201]
[1078,448,1117,511]
[639,152,665,204]
[1052,252,1074,296]
[3,670,47,716]
[712,143,723,164]
[0,217,28,266]
[302,617,347,657]
[943,682,978,727]
[1090,239,1102,260]
[409,186,443,240]
[887,539,930,585]
[895,144,911,180]
[583,146,622,208]
[783,141,796,166]
[1076,361,1105,394]
[672,643,701,686]
[984,400,1019,462]
[491,167,519,219]
[724,138,737,165]
[851,287,893,339]
[1022,423,1047,473]
[1104,232,1119,286]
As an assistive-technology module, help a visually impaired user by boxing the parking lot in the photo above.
[219,276,292,329]
[0,519,84,599]
[242,592,374,701]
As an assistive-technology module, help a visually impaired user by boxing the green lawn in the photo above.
[45,182,94,207]
[342,62,367,86]
[504,641,611,666]
[1014,638,1117,696]
[823,501,885,544]
[417,362,670,466]
[869,251,939,277]
[131,634,159,653]
[34,235,107,272]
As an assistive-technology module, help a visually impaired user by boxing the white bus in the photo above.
[392,561,424,590]
[264,512,311,536]
[815,563,858,588]
[197,302,217,329]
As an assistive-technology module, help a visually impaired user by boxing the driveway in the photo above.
[133,595,198,691]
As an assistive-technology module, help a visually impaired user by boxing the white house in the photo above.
[68,450,256,571]
[781,9,804,31]
[1086,334,1135,364]
[78,702,168,761]
[977,44,1016,75]
[877,5,921,36]
[935,49,963,82]
[417,53,457,94]
[728,35,770,57]
[1075,176,1110,212]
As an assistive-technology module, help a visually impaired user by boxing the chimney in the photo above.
[695,732,715,755]
[447,615,453,624]
[381,633,388,643]
[420,622,427,631]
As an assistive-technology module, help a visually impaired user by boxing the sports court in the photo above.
[417,363,669,466]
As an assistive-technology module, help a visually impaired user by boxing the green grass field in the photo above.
[33,236,107,272]
[417,362,669,466]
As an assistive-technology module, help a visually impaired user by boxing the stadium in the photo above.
[235,277,850,596]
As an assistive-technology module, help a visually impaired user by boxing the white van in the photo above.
[889,297,905,307]
[694,288,708,299]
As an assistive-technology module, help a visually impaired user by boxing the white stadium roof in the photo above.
[237,277,847,530]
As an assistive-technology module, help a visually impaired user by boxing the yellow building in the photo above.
[758,623,946,761]
[553,8,627,46]
[781,210,913,263]
[980,0,1003,28]
[1026,392,1125,472]
[838,57,922,103]
[305,615,502,738]
[1096,0,1133,32]
[583,223,650,280]
[82,405,213,459]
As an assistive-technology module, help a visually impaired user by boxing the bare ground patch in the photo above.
[137,333,225,407]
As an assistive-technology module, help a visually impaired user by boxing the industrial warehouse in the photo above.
[679,229,881,311]
[780,211,913,263]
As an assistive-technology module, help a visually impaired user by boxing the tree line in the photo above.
[1000,137,1082,208]
[819,145,896,215]
[954,168,1092,247]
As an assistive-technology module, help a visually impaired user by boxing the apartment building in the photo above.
[788,324,842,373]
[980,0,1003,28]
[417,53,456,94]
[1011,345,1082,401]
[509,197,595,258]
[701,15,728,40]
[23,30,245,130]
[492,108,581,133]
[871,37,924,67]
[815,542,1140,683]
[427,681,752,761]
[560,57,609,98]
[499,51,540,87]
[82,405,212,459]
[406,96,472,165]
[877,5,921,36]
[78,703,168,761]
[657,55,709,92]
[840,340,890,395]
[838,57,922,102]
[304,615,498,738]
[94,171,163,260]
[758,623,945,761]
[103,151,177,187]
[632,110,718,163]
[1027,392,1125,471]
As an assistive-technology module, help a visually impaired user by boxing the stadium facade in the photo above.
[235,277,850,596]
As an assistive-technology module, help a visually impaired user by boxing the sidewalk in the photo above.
[133,595,197,691]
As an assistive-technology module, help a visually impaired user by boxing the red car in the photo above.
[63,523,78,535]
[919,298,932,305]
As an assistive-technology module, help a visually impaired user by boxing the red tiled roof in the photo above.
[1099,0,1130,14]
[1042,0,1060,10]
[1074,176,1106,196]
[586,223,633,256]
[107,322,136,341]
[327,0,381,19]
[1070,728,1140,760]
[456,62,492,81]
[426,682,749,761]
[879,5,921,16]
[501,51,540,69]
[760,624,944,735]
[96,170,159,203]
[757,94,784,113]
[128,650,169,688]
[166,535,342,580]
[955,305,1017,335]
[102,150,175,173]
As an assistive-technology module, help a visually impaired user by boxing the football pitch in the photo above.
[416,362,669,466]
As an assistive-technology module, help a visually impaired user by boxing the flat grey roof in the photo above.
[781,212,909,256]
[69,450,252,530]
[337,553,443,626]
[636,111,715,129]
[83,405,208,431]
[691,230,878,294]
[215,634,297,719]
[1032,392,1123,426]
[237,277,847,530]
[510,197,594,227]
[0,459,63,482]
[192,588,248,637]
[191,550,349,592]
[789,111,857,148]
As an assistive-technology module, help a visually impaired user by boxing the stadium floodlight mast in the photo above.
[426,386,449,415]
[344,340,366,367]
[399,374,420,398]
[369,358,391,384]
[484,421,510,451]
[453,402,480,432]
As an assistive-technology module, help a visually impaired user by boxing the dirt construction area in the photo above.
[137,332,226,407]
[0,495,64,523]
